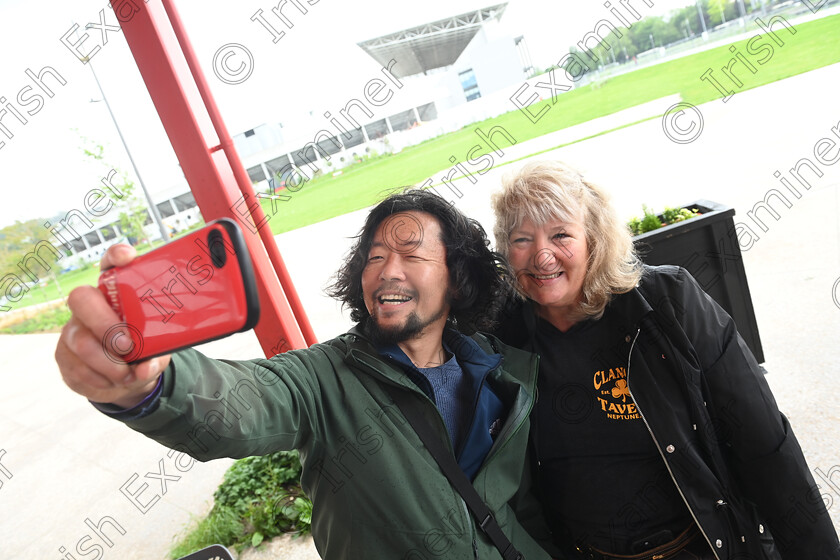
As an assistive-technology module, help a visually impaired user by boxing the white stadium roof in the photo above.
[357,3,508,78]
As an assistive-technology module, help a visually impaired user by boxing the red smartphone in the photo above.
[98,218,260,364]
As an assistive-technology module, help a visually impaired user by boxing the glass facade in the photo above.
[458,69,481,101]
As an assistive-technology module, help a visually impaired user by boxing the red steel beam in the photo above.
[159,0,317,347]
[115,0,313,356]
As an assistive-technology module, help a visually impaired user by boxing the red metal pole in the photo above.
[114,0,311,356]
[159,0,317,347]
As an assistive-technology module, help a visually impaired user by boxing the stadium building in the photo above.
[233,2,534,193]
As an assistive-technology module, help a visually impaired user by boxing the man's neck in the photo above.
[398,326,448,369]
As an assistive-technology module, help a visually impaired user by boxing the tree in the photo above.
[0,219,47,274]
[673,5,705,37]
[116,180,153,247]
[708,0,739,25]
[0,218,67,309]
[79,134,155,247]
[614,34,639,63]
[627,17,681,51]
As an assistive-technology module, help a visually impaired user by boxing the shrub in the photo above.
[0,305,71,334]
[170,451,312,558]
[627,204,700,235]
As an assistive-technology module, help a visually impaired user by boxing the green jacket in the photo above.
[121,327,552,560]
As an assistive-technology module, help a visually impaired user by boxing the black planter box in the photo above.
[632,200,764,364]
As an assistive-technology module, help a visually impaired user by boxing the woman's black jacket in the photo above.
[494,265,840,560]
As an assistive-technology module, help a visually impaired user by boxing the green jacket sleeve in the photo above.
[122,346,326,461]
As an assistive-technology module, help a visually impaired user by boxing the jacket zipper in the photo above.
[456,354,538,559]
[457,357,538,560]
[396,377,479,558]
[461,498,479,560]
[625,328,722,560]
[349,342,523,559]
[477,353,539,475]
[455,365,491,460]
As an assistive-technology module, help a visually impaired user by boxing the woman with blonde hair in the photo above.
[491,160,839,560]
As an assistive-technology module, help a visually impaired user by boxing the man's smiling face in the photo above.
[361,211,451,344]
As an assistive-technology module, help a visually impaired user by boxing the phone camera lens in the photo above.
[207,229,227,268]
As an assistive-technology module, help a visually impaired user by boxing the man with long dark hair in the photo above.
[55,189,552,559]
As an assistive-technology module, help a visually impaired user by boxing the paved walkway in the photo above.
[2,63,838,558]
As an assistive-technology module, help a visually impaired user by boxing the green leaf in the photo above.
[251,531,264,547]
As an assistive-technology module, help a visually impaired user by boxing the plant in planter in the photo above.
[627,205,701,235]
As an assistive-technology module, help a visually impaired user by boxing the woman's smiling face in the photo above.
[507,217,589,321]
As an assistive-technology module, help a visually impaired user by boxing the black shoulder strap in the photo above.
[383,384,524,560]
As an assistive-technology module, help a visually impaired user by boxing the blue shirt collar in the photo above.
[374,327,502,374]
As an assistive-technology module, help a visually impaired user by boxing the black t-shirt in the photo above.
[531,305,693,554]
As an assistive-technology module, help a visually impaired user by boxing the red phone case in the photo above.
[98,218,260,363]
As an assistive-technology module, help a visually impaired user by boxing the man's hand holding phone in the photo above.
[55,244,168,409]
[55,219,260,409]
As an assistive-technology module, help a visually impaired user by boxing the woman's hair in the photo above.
[327,188,514,334]
[491,160,642,319]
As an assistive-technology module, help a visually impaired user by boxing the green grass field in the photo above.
[4,230,192,317]
[263,13,840,234]
[5,266,98,310]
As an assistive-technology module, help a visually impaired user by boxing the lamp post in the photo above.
[83,56,170,245]
[737,0,747,25]
[696,0,709,35]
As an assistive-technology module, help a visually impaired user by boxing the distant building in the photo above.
[233,2,534,193]
[57,4,536,267]
[51,187,201,267]
[358,3,533,111]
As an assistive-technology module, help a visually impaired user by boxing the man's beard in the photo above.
[367,307,448,345]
